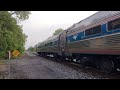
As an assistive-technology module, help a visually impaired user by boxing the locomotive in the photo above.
[36,11,120,74]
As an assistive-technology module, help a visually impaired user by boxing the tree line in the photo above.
[0,11,30,59]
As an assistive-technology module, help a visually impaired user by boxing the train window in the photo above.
[93,25,101,34]
[85,28,93,36]
[45,43,49,46]
[47,43,49,46]
[85,25,101,36]
[53,41,58,45]
[50,42,53,46]
[108,18,120,31]
[38,46,41,48]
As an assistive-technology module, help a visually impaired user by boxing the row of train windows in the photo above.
[45,42,53,46]
[38,41,58,48]
[44,41,58,47]
[85,18,120,36]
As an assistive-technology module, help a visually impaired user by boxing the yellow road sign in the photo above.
[12,50,20,57]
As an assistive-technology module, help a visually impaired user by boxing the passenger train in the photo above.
[36,11,120,74]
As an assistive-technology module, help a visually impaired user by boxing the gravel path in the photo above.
[1,52,120,79]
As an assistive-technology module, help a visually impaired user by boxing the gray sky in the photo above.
[21,11,98,49]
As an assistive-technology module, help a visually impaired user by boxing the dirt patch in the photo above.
[0,60,8,79]
[18,53,28,59]
[0,65,8,72]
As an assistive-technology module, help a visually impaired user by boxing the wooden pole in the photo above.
[8,51,11,60]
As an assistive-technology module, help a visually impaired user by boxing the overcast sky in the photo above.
[21,11,98,49]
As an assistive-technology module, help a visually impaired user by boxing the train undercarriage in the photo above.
[37,52,120,74]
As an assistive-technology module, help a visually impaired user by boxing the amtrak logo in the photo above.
[68,40,70,42]
[73,34,78,40]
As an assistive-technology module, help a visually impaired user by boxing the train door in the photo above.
[58,31,67,56]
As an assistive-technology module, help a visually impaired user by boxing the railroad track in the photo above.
[31,52,120,79]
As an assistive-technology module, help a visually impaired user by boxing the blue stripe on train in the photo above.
[67,24,120,43]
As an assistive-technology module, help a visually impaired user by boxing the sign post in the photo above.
[7,50,20,79]
[7,51,11,79]
[8,51,11,60]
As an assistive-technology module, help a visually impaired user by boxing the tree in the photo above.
[0,11,30,58]
[27,45,37,52]
[53,28,64,36]
[10,11,31,22]
[27,46,34,52]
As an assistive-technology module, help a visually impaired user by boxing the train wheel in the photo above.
[60,56,65,61]
[68,57,73,62]
[76,58,80,63]
[80,57,89,68]
[37,52,41,56]
[53,54,58,61]
[59,52,65,61]
[100,59,115,74]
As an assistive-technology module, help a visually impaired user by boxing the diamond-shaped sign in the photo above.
[12,50,20,57]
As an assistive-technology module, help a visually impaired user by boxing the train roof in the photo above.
[66,11,120,32]
[37,34,60,46]
[36,30,65,47]
[44,35,59,42]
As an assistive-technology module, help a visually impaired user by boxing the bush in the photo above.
[0,51,6,59]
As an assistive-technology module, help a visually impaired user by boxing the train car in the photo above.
[37,11,120,74]
[36,34,60,58]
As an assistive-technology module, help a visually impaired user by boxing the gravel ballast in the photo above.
[1,52,120,79]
